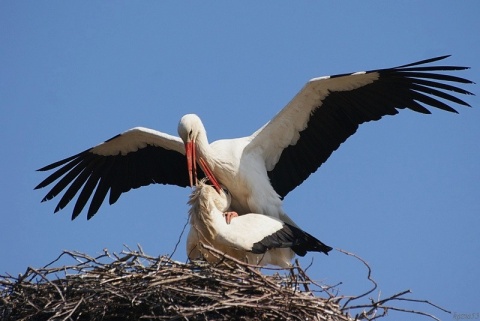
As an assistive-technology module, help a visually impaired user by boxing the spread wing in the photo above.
[35,127,205,219]
[247,55,473,198]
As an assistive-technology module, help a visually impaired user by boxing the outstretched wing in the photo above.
[247,55,474,198]
[35,127,205,220]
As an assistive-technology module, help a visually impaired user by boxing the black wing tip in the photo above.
[37,164,56,172]
[285,223,332,256]
[51,205,84,221]
[465,80,476,87]
[392,55,473,76]
[34,183,44,190]
[421,55,451,65]
[297,242,333,256]
[433,54,451,61]
[71,208,83,220]
[395,55,451,68]
[323,244,333,255]
[36,150,91,172]
[391,55,474,114]
[86,211,97,220]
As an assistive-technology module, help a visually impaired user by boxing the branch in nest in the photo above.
[0,247,347,321]
[0,245,451,321]
[335,248,450,321]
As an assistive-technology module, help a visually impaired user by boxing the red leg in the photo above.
[223,211,238,224]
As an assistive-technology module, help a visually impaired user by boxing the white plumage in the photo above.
[187,180,331,267]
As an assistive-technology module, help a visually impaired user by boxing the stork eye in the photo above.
[222,187,230,195]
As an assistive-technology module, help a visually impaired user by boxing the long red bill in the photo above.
[185,141,197,187]
[198,157,222,193]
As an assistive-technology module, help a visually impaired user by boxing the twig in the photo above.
[337,248,377,309]
[168,214,190,260]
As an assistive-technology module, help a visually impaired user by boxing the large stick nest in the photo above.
[1,245,448,321]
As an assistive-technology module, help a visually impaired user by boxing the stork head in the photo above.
[193,179,231,212]
[178,114,222,193]
[178,114,202,144]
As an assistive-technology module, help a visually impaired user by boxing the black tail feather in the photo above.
[287,223,332,256]
[250,223,332,256]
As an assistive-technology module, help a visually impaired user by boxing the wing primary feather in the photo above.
[72,168,103,220]
[409,90,459,113]
[87,178,109,220]
[87,158,116,219]
[42,155,95,202]
[393,71,473,84]
[395,65,470,72]
[401,77,475,96]
[35,152,92,190]
[36,150,88,172]
[393,55,451,68]
[54,163,96,213]
[109,155,129,205]
[402,100,432,114]
[410,83,472,107]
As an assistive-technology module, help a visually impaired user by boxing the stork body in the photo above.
[187,180,331,267]
[35,56,474,223]
[177,125,292,224]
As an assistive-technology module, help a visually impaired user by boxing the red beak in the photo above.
[198,157,222,193]
[185,140,197,187]
[185,140,222,193]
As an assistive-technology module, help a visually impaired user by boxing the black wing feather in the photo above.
[250,223,332,256]
[72,166,104,220]
[268,56,474,198]
[395,55,450,68]
[36,152,91,193]
[36,140,205,220]
[54,157,99,212]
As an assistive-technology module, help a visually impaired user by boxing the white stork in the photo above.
[35,56,474,224]
[187,180,332,267]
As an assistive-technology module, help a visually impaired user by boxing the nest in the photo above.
[1,245,448,321]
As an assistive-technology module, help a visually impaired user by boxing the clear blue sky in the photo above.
[1,2,478,319]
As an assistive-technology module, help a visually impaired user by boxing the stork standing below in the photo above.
[35,56,474,227]
[187,180,332,267]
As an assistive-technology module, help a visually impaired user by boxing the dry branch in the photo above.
[1,245,449,321]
